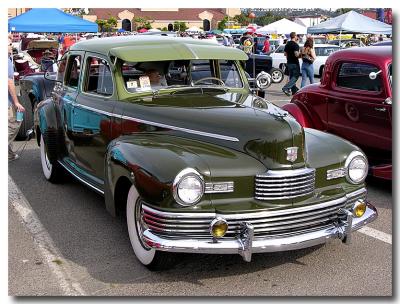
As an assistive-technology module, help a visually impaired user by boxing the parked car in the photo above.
[32,36,377,270]
[15,39,59,139]
[269,44,340,77]
[311,36,327,45]
[244,53,284,83]
[371,40,392,46]
[255,36,281,53]
[327,39,366,48]
[282,46,392,180]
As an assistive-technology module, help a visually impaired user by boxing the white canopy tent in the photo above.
[186,26,201,32]
[256,18,307,35]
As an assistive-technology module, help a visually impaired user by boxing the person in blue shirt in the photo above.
[8,38,25,161]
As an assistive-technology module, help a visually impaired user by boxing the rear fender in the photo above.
[104,134,212,216]
[35,98,65,161]
[282,103,314,128]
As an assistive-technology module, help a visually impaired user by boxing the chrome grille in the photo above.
[255,168,315,200]
[141,188,366,240]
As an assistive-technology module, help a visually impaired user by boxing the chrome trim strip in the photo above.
[256,167,315,178]
[69,103,239,142]
[141,203,377,255]
[121,115,240,142]
[346,188,367,198]
[204,181,234,193]
[74,103,115,117]
[58,161,104,195]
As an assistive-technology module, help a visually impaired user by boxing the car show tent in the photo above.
[256,18,307,35]
[307,10,392,35]
[8,8,98,33]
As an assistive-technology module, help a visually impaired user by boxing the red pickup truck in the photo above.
[282,46,392,180]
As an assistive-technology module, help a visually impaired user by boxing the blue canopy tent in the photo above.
[8,8,98,33]
[307,10,392,35]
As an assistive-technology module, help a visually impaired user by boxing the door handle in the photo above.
[374,107,387,112]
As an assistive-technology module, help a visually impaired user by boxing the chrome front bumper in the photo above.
[141,202,377,262]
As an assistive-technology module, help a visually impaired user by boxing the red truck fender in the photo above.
[282,103,314,128]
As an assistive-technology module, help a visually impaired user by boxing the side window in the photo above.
[337,62,382,92]
[84,57,113,96]
[275,46,284,53]
[64,55,82,89]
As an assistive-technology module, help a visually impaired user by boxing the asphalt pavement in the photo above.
[8,78,392,296]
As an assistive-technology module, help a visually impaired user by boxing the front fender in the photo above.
[104,134,212,214]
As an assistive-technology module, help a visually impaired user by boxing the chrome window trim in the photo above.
[81,54,115,99]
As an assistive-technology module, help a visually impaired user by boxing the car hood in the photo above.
[121,91,306,169]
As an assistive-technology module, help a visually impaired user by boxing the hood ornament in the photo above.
[285,147,298,162]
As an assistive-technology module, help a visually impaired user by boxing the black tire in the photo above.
[126,185,176,271]
[16,94,34,140]
[269,68,284,83]
[280,63,288,76]
[319,65,325,77]
[40,133,63,183]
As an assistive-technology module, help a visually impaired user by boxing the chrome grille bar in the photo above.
[255,168,315,200]
[141,188,366,239]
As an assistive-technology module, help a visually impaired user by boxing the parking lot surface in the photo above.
[8,78,392,296]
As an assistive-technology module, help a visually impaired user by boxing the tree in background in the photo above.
[233,13,250,26]
[254,12,282,26]
[335,8,353,15]
[217,16,229,31]
[173,21,188,32]
[133,16,153,30]
[96,16,118,32]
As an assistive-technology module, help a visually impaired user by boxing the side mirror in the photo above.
[369,70,382,80]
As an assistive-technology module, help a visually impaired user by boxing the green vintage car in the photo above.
[35,36,377,270]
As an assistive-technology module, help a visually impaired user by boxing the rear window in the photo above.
[315,47,339,56]
[337,62,382,92]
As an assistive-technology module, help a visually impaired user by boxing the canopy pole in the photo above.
[339,30,342,45]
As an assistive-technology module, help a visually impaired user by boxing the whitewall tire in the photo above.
[126,184,175,270]
[126,185,156,265]
[40,134,61,182]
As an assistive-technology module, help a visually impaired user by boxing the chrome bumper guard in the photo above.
[141,201,377,262]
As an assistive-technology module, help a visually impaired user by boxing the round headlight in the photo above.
[173,168,204,206]
[345,151,368,184]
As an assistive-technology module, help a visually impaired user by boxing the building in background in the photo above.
[8,8,30,18]
[84,8,241,31]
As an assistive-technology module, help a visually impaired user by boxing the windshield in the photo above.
[121,59,244,93]
[315,47,340,56]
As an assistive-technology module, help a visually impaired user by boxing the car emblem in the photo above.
[285,147,298,162]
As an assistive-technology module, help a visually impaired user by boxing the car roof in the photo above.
[314,44,340,48]
[70,35,248,61]
[328,45,392,63]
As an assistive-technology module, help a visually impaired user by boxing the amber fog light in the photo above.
[352,200,367,218]
[210,217,228,238]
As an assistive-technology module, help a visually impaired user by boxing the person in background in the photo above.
[281,32,301,96]
[300,37,317,88]
[262,35,271,53]
[8,37,25,161]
